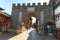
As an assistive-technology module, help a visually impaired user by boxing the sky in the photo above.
[0,0,50,15]
[55,6,60,15]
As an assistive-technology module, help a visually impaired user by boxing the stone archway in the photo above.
[44,22,54,35]
[22,13,39,21]
[22,13,40,29]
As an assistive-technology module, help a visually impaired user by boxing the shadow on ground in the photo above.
[0,31,17,40]
[27,28,57,40]
[0,28,57,40]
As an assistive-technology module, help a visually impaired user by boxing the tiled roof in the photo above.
[0,12,10,17]
[0,7,4,10]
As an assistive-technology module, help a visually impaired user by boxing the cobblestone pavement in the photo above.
[0,28,57,40]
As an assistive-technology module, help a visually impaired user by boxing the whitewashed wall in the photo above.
[55,6,60,28]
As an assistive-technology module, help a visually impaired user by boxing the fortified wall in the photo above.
[11,2,54,29]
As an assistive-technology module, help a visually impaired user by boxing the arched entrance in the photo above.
[22,13,40,30]
[45,22,54,35]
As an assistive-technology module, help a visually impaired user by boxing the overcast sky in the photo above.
[0,0,50,15]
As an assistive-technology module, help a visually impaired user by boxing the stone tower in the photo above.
[11,0,54,29]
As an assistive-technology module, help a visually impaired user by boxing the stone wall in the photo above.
[11,2,54,29]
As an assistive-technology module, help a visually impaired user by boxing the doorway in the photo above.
[22,13,40,29]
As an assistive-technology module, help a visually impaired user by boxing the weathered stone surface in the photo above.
[11,2,54,29]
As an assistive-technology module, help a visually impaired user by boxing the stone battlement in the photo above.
[12,2,47,6]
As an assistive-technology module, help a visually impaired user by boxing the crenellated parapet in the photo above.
[43,2,47,5]
[38,3,41,6]
[17,3,20,6]
[12,2,47,7]
[27,3,30,6]
[32,3,35,6]
[22,3,25,6]
[12,3,16,6]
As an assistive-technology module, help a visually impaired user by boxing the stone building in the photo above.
[11,0,54,29]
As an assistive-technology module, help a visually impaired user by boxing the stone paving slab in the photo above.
[0,28,57,40]
[8,28,34,40]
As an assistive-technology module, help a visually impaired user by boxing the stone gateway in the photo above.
[11,0,54,29]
